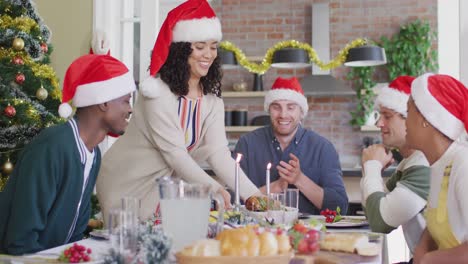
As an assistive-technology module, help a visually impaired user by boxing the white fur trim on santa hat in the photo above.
[264,89,309,118]
[72,71,135,107]
[375,86,409,117]
[172,17,222,42]
[58,103,73,118]
[139,76,172,99]
[91,30,110,55]
[412,73,465,140]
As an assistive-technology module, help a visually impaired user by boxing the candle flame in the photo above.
[267,162,272,169]
[236,153,242,163]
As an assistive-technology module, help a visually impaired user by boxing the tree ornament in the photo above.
[12,37,25,51]
[15,73,25,84]
[40,42,48,53]
[2,159,14,175]
[36,85,48,100]
[4,104,16,118]
[12,56,24,65]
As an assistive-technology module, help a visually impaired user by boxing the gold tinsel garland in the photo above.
[0,15,39,33]
[219,38,366,74]
[0,48,61,100]
[0,177,7,192]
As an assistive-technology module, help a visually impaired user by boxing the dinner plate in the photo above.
[89,229,109,240]
[305,215,368,228]
[324,216,368,228]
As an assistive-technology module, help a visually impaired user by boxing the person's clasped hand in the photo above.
[277,153,304,185]
[361,144,394,169]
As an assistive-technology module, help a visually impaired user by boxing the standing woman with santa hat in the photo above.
[96,0,260,221]
[406,73,468,263]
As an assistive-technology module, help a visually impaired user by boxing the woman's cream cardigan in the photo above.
[96,77,259,220]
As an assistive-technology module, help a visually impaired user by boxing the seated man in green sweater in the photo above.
[0,54,135,255]
[360,76,430,255]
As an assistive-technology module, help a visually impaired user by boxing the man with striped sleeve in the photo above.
[360,76,430,256]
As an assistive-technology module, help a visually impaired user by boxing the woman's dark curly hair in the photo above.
[158,42,223,97]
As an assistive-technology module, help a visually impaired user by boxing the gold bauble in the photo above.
[12,37,25,51]
[2,159,14,175]
[233,80,248,92]
[36,85,48,100]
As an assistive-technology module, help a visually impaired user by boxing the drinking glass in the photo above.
[121,196,140,223]
[284,188,299,225]
[108,208,138,258]
[157,179,224,252]
[267,192,285,225]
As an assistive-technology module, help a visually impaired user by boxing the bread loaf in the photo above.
[217,227,260,256]
[216,226,291,257]
[259,232,278,256]
[181,227,291,257]
[320,233,372,254]
[276,233,292,254]
[180,239,221,256]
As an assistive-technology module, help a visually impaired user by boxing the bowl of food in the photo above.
[244,196,298,226]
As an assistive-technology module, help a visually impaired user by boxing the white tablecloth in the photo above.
[0,239,112,264]
[38,238,111,262]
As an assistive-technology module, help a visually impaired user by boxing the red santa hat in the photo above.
[58,54,136,118]
[149,0,222,76]
[264,77,309,118]
[411,73,468,140]
[375,75,415,117]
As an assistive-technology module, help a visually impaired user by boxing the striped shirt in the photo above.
[178,96,202,151]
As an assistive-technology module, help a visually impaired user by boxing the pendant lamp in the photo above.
[344,46,387,67]
[271,48,310,69]
[218,49,239,69]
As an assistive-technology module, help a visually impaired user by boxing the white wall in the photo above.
[438,0,460,79]
[460,0,468,86]
[35,0,93,86]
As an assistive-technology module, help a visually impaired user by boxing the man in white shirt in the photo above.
[360,76,430,254]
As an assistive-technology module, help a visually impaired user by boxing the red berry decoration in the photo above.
[41,42,48,53]
[58,243,92,263]
[15,73,25,85]
[12,56,24,65]
[320,206,343,223]
[4,105,16,118]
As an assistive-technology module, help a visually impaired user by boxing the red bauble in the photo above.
[40,43,48,53]
[12,56,24,65]
[4,105,16,118]
[15,73,25,85]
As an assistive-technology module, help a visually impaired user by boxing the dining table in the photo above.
[0,216,387,264]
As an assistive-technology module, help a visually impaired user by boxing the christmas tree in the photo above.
[0,0,62,190]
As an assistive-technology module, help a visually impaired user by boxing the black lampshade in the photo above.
[271,48,310,68]
[344,46,387,67]
[218,49,239,69]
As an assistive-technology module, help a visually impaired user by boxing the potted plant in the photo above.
[348,66,376,126]
[349,19,438,127]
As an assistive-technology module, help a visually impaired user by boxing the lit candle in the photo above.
[266,162,271,197]
[234,153,242,211]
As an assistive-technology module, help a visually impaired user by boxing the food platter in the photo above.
[175,252,293,264]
